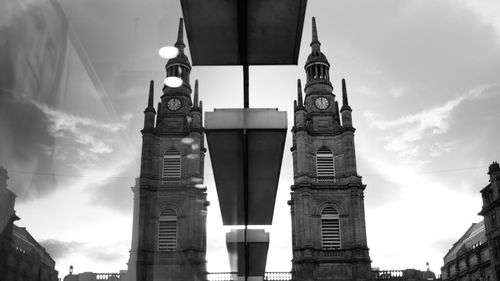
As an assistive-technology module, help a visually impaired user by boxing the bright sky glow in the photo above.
[164,76,183,88]
[2,0,500,278]
[158,46,179,59]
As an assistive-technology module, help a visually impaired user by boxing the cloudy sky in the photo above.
[1,0,500,277]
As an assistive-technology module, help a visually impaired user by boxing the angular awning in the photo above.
[226,229,269,277]
[205,109,287,225]
[180,0,307,65]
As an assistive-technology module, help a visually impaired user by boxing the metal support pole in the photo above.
[243,64,249,281]
[238,0,249,280]
[243,122,249,281]
[243,65,249,109]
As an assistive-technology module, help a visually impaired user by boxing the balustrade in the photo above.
[95,273,123,281]
[373,270,404,280]
[86,269,432,281]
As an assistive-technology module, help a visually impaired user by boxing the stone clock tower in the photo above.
[288,18,372,281]
[133,18,208,281]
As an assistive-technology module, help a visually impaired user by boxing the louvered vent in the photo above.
[316,147,335,182]
[321,207,341,249]
[158,209,177,251]
[162,149,181,183]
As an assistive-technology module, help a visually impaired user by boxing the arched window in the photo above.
[321,207,341,249]
[162,149,181,183]
[158,208,177,251]
[316,147,335,182]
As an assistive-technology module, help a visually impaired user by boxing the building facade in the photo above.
[440,221,492,281]
[133,19,208,281]
[440,162,500,281]
[63,268,126,281]
[288,18,372,281]
[479,162,500,280]
[0,167,59,281]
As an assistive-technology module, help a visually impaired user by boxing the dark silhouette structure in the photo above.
[478,162,500,280]
[132,19,208,281]
[288,18,372,281]
[440,220,490,281]
[0,167,58,281]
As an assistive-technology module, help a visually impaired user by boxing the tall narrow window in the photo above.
[316,147,335,182]
[162,149,181,183]
[158,209,177,251]
[321,207,341,249]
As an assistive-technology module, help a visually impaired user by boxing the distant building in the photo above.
[440,221,491,281]
[479,162,500,280]
[441,162,500,281]
[374,265,437,280]
[0,167,16,237]
[0,167,58,281]
[62,266,126,281]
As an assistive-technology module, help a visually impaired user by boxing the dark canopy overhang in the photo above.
[205,109,287,225]
[180,0,307,65]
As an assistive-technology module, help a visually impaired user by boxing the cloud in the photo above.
[31,99,126,167]
[0,0,47,29]
[460,0,500,39]
[85,248,124,262]
[88,155,138,212]
[313,0,500,125]
[0,84,132,201]
[39,239,85,260]
[39,238,127,268]
[432,237,459,258]
[121,112,133,121]
[364,84,499,158]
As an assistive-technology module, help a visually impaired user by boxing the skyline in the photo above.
[1,0,500,277]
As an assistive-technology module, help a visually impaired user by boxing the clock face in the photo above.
[315,96,329,110]
[167,98,181,111]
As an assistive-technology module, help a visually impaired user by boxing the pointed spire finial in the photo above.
[297,79,303,108]
[194,79,199,107]
[145,80,156,115]
[175,18,185,52]
[148,80,154,107]
[311,17,321,48]
[341,78,352,111]
[156,102,162,126]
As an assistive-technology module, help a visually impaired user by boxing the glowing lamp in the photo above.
[158,46,179,59]
[164,77,182,88]
[181,137,194,144]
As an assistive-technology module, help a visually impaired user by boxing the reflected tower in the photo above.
[133,18,208,281]
[289,17,372,281]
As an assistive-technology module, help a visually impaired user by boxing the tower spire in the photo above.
[311,17,321,49]
[143,80,156,129]
[163,18,191,95]
[147,80,155,109]
[297,79,303,108]
[341,79,351,112]
[145,80,156,113]
[175,18,185,53]
[194,79,199,107]
[304,17,331,94]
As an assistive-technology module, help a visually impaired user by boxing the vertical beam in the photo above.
[237,1,249,281]
[243,65,249,108]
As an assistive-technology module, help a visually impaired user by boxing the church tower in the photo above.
[134,18,208,281]
[288,17,372,281]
